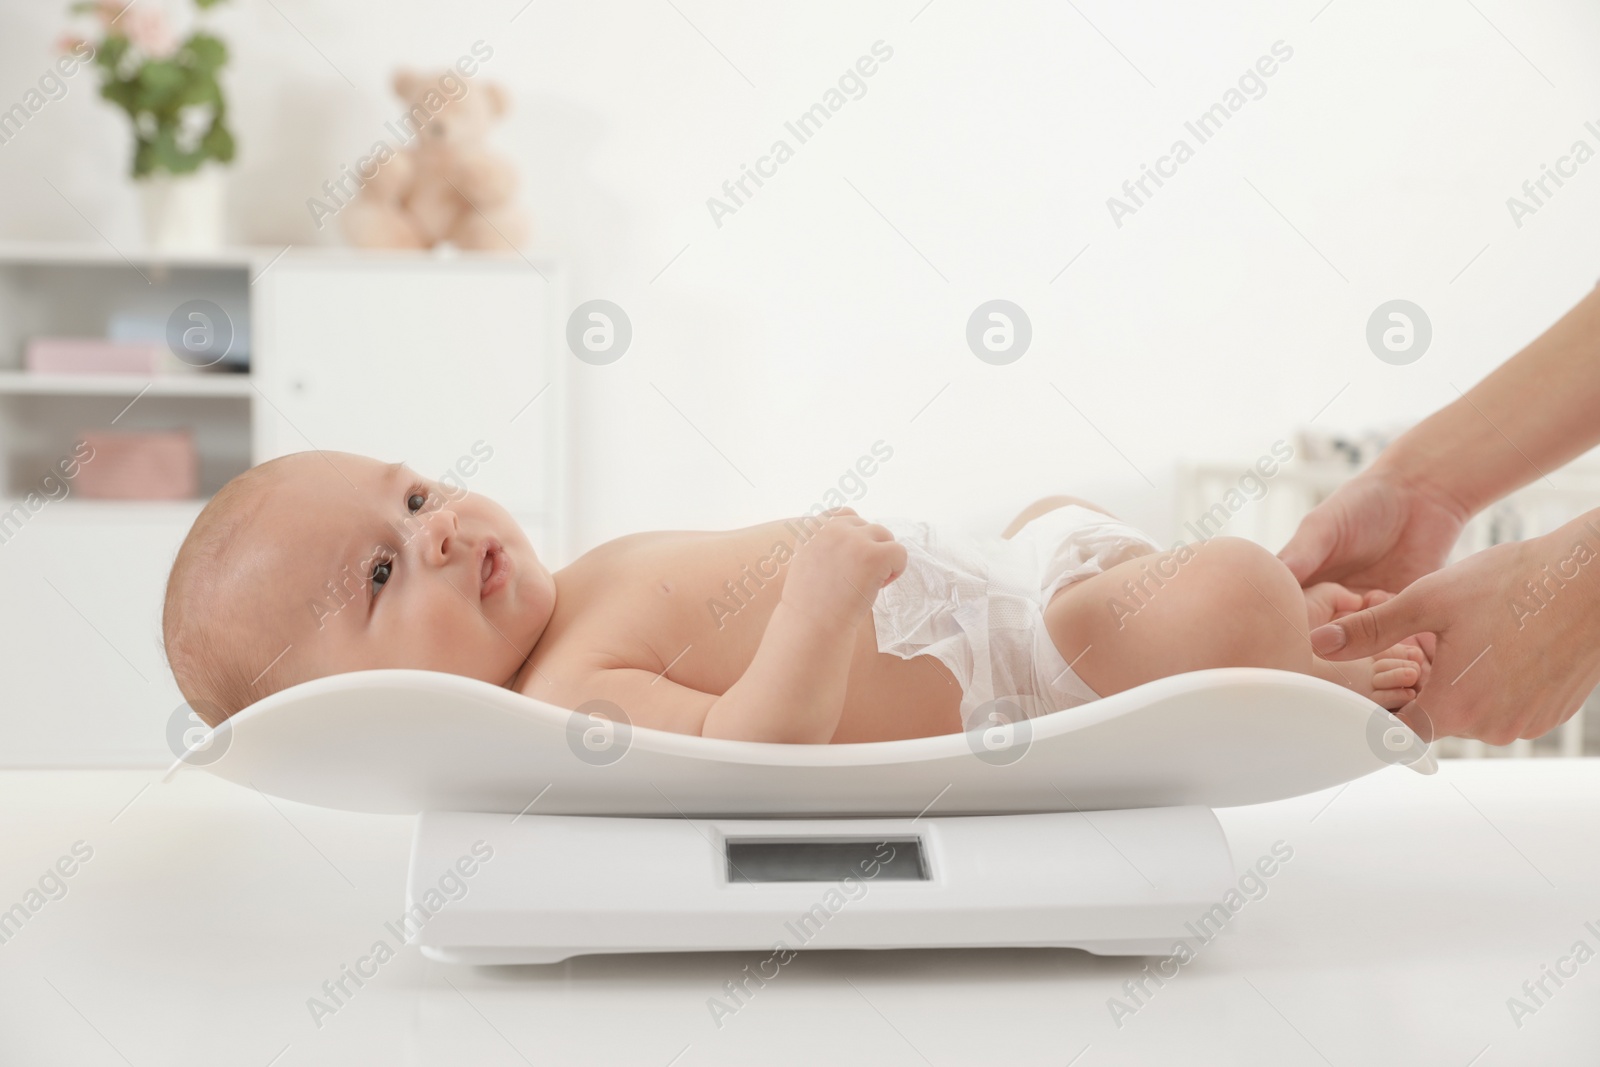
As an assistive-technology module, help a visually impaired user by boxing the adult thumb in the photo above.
[1277,520,1336,586]
[1309,589,1430,660]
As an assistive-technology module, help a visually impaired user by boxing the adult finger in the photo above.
[1277,513,1339,586]
[1310,587,1437,660]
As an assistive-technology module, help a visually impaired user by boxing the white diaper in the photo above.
[870,505,1162,731]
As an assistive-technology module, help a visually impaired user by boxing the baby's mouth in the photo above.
[480,539,511,598]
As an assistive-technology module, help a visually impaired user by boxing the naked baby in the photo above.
[164,450,1430,743]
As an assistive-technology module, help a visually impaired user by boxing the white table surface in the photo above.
[1,759,1596,1066]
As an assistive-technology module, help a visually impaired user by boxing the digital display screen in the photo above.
[725,837,928,883]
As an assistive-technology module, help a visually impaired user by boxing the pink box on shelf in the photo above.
[25,338,165,375]
[74,431,199,500]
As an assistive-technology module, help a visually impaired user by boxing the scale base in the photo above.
[407,808,1237,965]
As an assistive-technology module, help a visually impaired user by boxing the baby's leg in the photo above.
[1044,535,1330,696]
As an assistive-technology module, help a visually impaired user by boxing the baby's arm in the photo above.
[572,510,906,744]
[700,596,861,742]
[708,510,905,742]
[568,605,859,743]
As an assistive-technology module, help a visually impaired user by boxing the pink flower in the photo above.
[92,0,131,28]
[120,5,177,58]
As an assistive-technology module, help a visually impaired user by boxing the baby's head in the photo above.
[163,451,556,727]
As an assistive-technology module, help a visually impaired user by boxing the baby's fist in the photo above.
[782,509,907,630]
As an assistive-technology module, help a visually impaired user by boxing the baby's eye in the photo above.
[407,489,428,514]
[371,558,394,595]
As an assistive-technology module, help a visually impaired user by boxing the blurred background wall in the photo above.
[2,0,1595,547]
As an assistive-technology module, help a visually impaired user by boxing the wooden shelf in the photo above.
[0,371,251,398]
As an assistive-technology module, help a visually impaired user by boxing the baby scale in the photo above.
[191,668,1434,963]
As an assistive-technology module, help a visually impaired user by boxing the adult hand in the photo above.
[1277,465,1471,594]
[1309,518,1600,743]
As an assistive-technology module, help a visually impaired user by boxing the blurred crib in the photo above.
[1176,429,1600,760]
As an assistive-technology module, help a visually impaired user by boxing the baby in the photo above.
[163,451,1430,744]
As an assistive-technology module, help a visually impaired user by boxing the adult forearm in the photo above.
[1514,505,1600,624]
[700,602,857,743]
[1376,284,1600,519]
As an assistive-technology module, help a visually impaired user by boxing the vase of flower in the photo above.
[65,0,236,251]
[138,165,226,251]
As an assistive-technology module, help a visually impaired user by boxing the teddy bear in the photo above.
[343,69,530,251]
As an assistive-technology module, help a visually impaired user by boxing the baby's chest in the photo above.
[542,546,791,698]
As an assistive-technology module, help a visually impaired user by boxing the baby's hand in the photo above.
[782,508,907,630]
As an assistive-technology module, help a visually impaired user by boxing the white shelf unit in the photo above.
[0,242,568,766]
[0,251,254,499]
[1177,454,1600,760]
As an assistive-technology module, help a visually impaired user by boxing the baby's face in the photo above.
[231,452,555,694]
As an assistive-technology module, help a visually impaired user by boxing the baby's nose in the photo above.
[419,507,460,561]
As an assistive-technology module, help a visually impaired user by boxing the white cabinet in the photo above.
[0,504,199,763]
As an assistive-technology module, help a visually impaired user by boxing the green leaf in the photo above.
[200,120,235,163]
[132,137,156,178]
[175,74,221,109]
[184,33,227,71]
[151,124,205,174]
[96,34,129,71]
[149,126,181,168]
[137,60,187,112]
[99,78,140,114]
[193,0,228,9]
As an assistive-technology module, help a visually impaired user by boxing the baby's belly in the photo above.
[558,522,965,742]
[834,621,964,742]
[658,602,962,742]
[633,588,962,741]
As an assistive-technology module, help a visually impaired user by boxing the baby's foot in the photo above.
[1303,581,1364,629]
[1312,643,1429,709]
[1304,582,1436,707]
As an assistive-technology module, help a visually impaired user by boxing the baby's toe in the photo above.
[1381,643,1427,667]
[1373,686,1416,710]
[1373,659,1420,689]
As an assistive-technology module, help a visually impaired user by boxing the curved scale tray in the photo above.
[193,666,1435,816]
